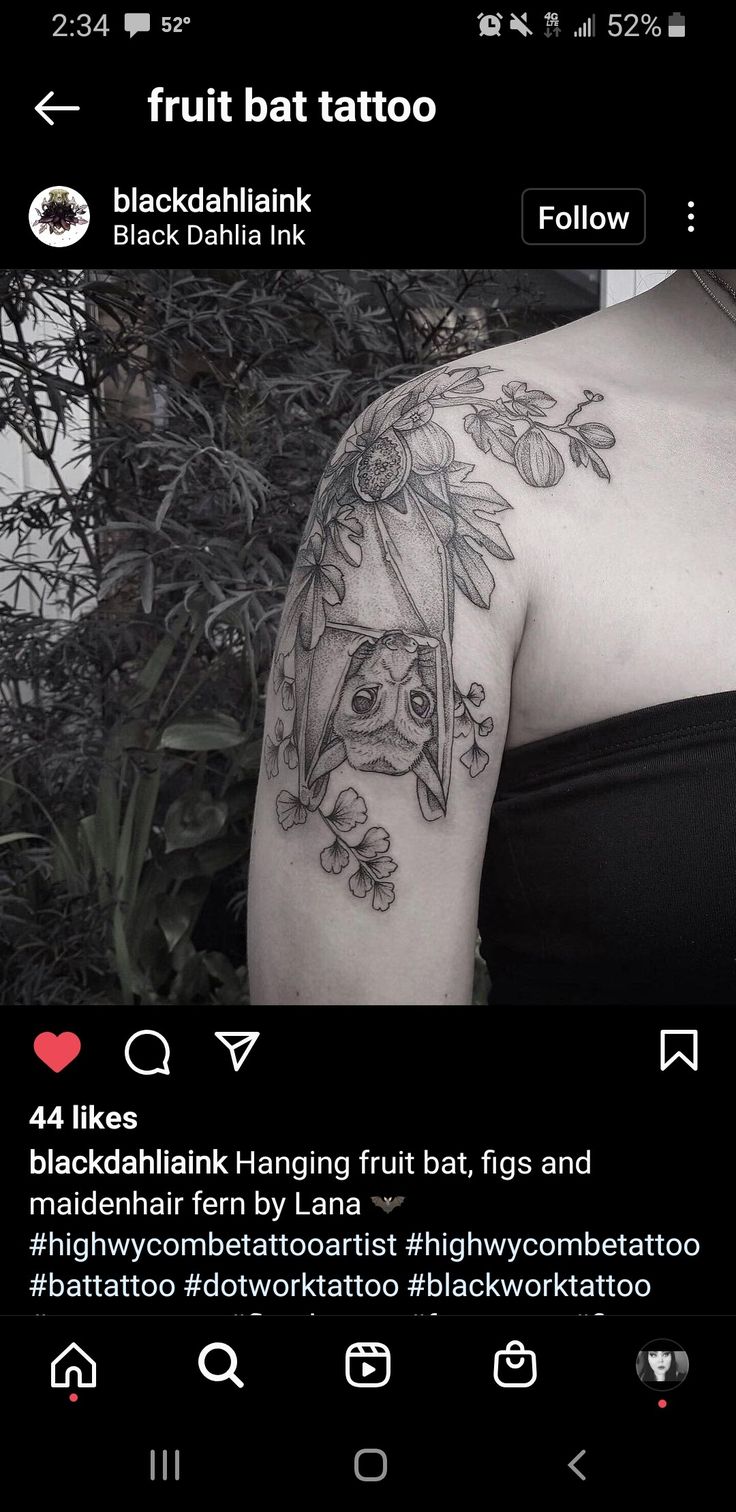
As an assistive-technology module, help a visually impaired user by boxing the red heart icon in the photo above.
[34,1031,82,1073]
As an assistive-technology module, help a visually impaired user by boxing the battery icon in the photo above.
[668,11,686,35]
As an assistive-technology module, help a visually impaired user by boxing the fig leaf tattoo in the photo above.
[268,363,616,911]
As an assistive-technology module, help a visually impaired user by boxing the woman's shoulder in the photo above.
[353,300,653,462]
[444,301,639,397]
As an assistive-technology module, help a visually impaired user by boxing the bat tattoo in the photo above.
[267,363,616,911]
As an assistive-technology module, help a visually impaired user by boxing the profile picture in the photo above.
[636,1339,689,1391]
[29,186,89,247]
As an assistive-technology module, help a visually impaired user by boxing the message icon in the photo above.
[124,1029,171,1076]
[660,1030,698,1072]
[214,1031,259,1071]
[346,1342,391,1388]
[124,12,151,36]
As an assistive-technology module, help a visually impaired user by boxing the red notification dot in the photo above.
[69,1393,78,1402]
[658,1399,667,1409]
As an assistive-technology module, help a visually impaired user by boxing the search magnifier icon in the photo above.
[198,1342,244,1388]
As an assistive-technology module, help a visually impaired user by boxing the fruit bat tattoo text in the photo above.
[266,363,616,911]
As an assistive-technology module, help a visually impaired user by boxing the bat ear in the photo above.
[413,750,446,820]
[308,737,348,785]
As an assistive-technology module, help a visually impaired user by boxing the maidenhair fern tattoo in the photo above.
[267,364,616,911]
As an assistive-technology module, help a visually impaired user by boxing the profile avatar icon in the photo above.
[29,185,89,247]
[636,1338,689,1392]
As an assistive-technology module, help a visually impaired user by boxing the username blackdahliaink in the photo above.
[113,187,312,213]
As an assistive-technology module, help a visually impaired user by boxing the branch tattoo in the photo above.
[266,364,616,911]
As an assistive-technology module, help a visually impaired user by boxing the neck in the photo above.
[651,270,736,351]
[615,271,736,390]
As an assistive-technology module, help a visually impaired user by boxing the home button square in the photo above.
[354,1449,388,1482]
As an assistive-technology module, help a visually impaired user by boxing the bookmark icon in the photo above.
[659,1030,698,1072]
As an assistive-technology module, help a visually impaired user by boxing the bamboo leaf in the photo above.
[92,757,121,905]
[157,895,194,952]
[155,490,176,531]
[158,715,244,751]
[112,905,136,1005]
[132,633,178,707]
[141,558,154,614]
[122,762,161,912]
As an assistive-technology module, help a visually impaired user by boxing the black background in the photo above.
[3,1011,733,1494]
[1,5,719,263]
[5,1011,728,1316]
[8,1315,730,1495]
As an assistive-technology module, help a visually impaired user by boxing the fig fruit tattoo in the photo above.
[268,363,616,911]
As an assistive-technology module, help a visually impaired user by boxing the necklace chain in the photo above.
[704,268,736,300]
[691,268,736,326]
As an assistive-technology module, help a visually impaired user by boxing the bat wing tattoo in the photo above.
[266,365,616,911]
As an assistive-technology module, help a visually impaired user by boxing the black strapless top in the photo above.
[479,689,736,1005]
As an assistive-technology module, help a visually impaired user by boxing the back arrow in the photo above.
[35,91,81,126]
[568,1449,586,1481]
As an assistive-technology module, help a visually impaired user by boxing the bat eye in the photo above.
[351,685,378,715]
[409,688,434,720]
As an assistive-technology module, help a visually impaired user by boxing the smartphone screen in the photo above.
[1,4,733,1498]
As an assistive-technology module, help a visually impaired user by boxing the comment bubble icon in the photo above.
[125,1029,171,1076]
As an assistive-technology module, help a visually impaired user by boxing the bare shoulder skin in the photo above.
[248,271,736,1005]
[496,270,736,744]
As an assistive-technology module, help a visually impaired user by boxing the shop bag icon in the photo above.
[493,1339,537,1388]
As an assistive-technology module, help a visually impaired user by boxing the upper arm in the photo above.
[247,360,528,1005]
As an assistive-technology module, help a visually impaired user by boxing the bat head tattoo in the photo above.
[331,632,435,776]
[309,631,444,819]
[299,622,449,822]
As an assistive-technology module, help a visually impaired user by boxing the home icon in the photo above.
[51,1342,97,1390]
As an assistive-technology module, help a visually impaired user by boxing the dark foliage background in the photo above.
[0,268,554,1004]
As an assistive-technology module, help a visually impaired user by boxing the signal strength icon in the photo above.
[574,14,596,34]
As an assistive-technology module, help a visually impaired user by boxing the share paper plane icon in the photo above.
[214,1031,260,1071]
